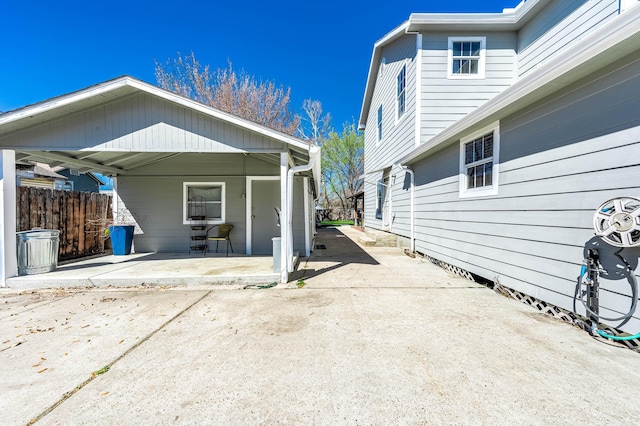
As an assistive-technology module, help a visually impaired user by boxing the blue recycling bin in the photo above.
[109,225,135,255]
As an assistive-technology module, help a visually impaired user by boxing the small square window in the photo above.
[183,182,226,224]
[448,37,486,79]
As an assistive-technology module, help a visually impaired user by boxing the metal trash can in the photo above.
[16,229,60,275]
[272,237,281,273]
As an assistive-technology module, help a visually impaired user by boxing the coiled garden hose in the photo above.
[574,250,638,327]
[595,328,640,341]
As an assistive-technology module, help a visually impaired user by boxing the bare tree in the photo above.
[298,99,332,144]
[321,122,364,211]
[155,52,300,135]
[298,99,333,208]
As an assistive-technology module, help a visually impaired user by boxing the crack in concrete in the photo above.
[28,290,212,425]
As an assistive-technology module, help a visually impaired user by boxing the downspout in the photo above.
[286,146,320,273]
[397,164,415,253]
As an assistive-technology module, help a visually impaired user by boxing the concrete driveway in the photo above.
[2,226,640,425]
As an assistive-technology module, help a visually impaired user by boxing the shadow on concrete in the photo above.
[292,226,379,281]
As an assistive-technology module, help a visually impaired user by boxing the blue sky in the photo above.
[1,0,514,130]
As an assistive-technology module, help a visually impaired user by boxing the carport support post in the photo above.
[0,150,17,286]
[280,152,289,283]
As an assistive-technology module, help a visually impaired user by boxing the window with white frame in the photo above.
[375,179,384,219]
[377,105,383,142]
[397,65,406,119]
[459,123,499,197]
[448,37,486,79]
[183,182,225,224]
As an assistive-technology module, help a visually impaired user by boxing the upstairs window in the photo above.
[377,105,383,142]
[448,37,486,79]
[459,122,499,198]
[397,65,406,119]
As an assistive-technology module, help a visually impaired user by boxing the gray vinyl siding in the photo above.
[410,54,640,333]
[363,34,418,231]
[517,0,619,76]
[117,153,306,254]
[364,35,417,173]
[118,175,247,253]
[0,93,284,153]
[419,32,516,142]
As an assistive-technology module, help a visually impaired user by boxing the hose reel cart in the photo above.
[575,197,640,342]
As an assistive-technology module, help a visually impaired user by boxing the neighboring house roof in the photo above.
[32,163,68,180]
[52,167,105,186]
[16,162,67,180]
[358,0,554,130]
[0,75,320,193]
[399,4,640,165]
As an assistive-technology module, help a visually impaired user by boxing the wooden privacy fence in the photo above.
[16,187,113,261]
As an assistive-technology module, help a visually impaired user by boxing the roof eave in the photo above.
[406,0,550,32]
[0,76,315,162]
[358,0,550,130]
[399,5,640,166]
[358,21,410,129]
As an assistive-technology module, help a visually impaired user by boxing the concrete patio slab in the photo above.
[1,226,639,425]
[6,253,279,289]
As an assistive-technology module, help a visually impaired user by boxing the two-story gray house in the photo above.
[359,0,640,334]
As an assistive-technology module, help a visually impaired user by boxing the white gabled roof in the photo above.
[0,76,314,154]
[0,76,321,194]
[399,3,640,165]
[358,0,550,130]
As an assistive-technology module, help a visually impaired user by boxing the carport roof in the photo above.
[0,76,320,190]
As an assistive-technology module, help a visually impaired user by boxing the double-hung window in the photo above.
[375,179,384,219]
[183,182,225,224]
[377,105,383,142]
[459,123,499,197]
[397,65,406,119]
[448,37,486,79]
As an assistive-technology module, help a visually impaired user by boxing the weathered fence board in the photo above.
[16,187,112,261]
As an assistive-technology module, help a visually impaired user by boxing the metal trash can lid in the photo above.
[16,229,60,240]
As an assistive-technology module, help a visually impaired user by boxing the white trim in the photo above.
[620,0,639,13]
[447,37,486,80]
[400,5,640,166]
[0,150,17,286]
[245,176,280,256]
[182,182,226,225]
[360,0,549,129]
[280,153,289,283]
[112,177,119,224]
[0,76,314,154]
[359,21,410,130]
[303,178,311,257]
[458,121,500,198]
[395,62,408,124]
[415,33,423,148]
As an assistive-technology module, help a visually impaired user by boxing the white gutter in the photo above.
[358,0,547,130]
[399,3,640,166]
[286,145,320,273]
